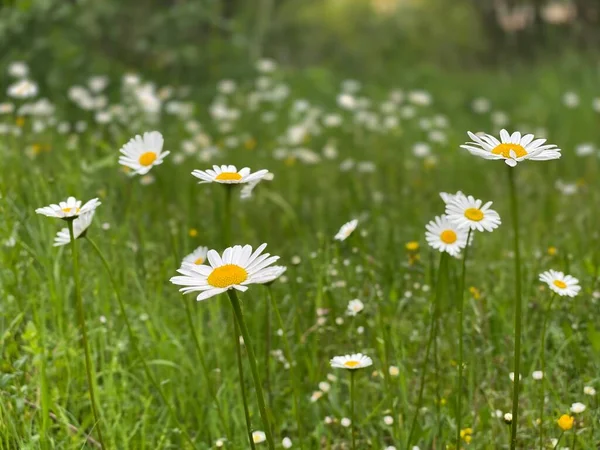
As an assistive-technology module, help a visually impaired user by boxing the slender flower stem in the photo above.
[508,166,523,450]
[539,293,556,450]
[233,313,257,450]
[456,229,473,449]
[228,290,275,450]
[265,294,272,405]
[406,252,448,449]
[553,431,564,449]
[223,186,233,247]
[267,286,303,449]
[85,236,198,448]
[67,221,106,449]
[350,370,356,450]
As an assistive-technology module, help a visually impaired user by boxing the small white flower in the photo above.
[461,130,561,167]
[539,270,581,297]
[532,371,544,380]
[584,386,596,396]
[8,61,29,78]
[383,415,394,425]
[318,381,331,393]
[330,353,373,370]
[192,165,268,185]
[340,417,351,427]
[282,437,292,448]
[118,131,170,175]
[8,79,38,99]
[310,391,323,402]
[509,372,522,382]
[504,413,513,423]
[252,430,266,444]
[571,402,586,413]
[346,299,364,316]
[334,219,358,241]
[445,193,501,232]
[53,211,96,246]
[36,196,101,220]
[182,246,209,266]
[425,215,468,257]
[389,366,400,377]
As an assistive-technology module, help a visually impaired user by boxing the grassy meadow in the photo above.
[1,54,600,450]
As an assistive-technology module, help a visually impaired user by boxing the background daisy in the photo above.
[119,131,170,175]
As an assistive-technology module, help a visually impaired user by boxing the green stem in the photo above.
[267,286,303,449]
[233,313,257,450]
[539,293,556,450]
[67,221,106,449]
[228,290,275,450]
[456,229,473,448]
[508,166,523,450]
[350,370,356,450]
[572,421,577,450]
[182,298,231,438]
[265,294,272,406]
[553,431,564,449]
[224,186,233,247]
[85,236,198,448]
[406,252,448,449]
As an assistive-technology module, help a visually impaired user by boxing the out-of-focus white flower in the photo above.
[8,79,38,99]
[8,61,29,78]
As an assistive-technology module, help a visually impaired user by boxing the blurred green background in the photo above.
[1,0,599,89]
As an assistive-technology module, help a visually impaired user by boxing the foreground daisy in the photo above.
[461,130,561,167]
[330,353,373,370]
[170,243,280,301]
[425,215,468,257]
[445,193,501,232]
[539,270,580,297]
[36,196,101,220]
[54,211,95,246]
[192,165,269,184]
[118,131,170,175]
[334,219,358,241]
[182,246,209,265]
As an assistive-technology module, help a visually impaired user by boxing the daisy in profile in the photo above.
[330,353,373,370]
[461,130,561,167]
[35,196,101,220]
[335,219,358,241]
[539,270,580,297]
[425,215,468,257]
[192,165,269,185]
[118,131,170,175]
[182,246,208,265]
[170,243,281,301]
[8,79,38,99]
[54,211,95,246]
[445,193,501,232]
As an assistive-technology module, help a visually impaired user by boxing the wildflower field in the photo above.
[2,1,600,449]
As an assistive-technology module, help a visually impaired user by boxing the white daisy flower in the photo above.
[334,219,358,241]
[118,131,170,176]
[53,211,95,246]
[8,61,29,78]
[182,246,209,265]
[252,431,266,444]
[330,353,373,370]
[539,270,581,297]
[8,79,38,99]
[35,196,101,220]
[461,129,561,167]
[445,193,501,232]
[571,402,586,413]
[584,386,596,396]
[425,215,468,257]
[282,437,292,448]
[346,299,364,316]
[191,165,269,185]
[170,243,280,301]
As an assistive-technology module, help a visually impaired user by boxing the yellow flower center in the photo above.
[440,230,457,244]
[553,280,567,289]
[464,208,484,221]
[139,151,157,166]
[215,172,242,181]
[344,360,360,368]
[62,207,80,214]
[405,241,419,251]
[194,257,204,265]
[207,264,248,288]
[491,143,528,158]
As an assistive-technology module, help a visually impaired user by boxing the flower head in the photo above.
[8,79,38,99]
[252,431,266,444]
[334,219,358,241]
[346,299,364,316]
[330,353,373,370]
[182,246,209,266]
[461,130,561,167]
[192,165,268,185]
[119,131,169,176]
[170,243,280,301]
[539,270,581,297]
[53,211,95,246]
[445,193,501,232]
[36,196,101,220]
[557,414,574,430]
[571,402,586,414]
[425,215,469,257]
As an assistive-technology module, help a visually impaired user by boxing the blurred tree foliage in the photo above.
[0,0,598,85]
